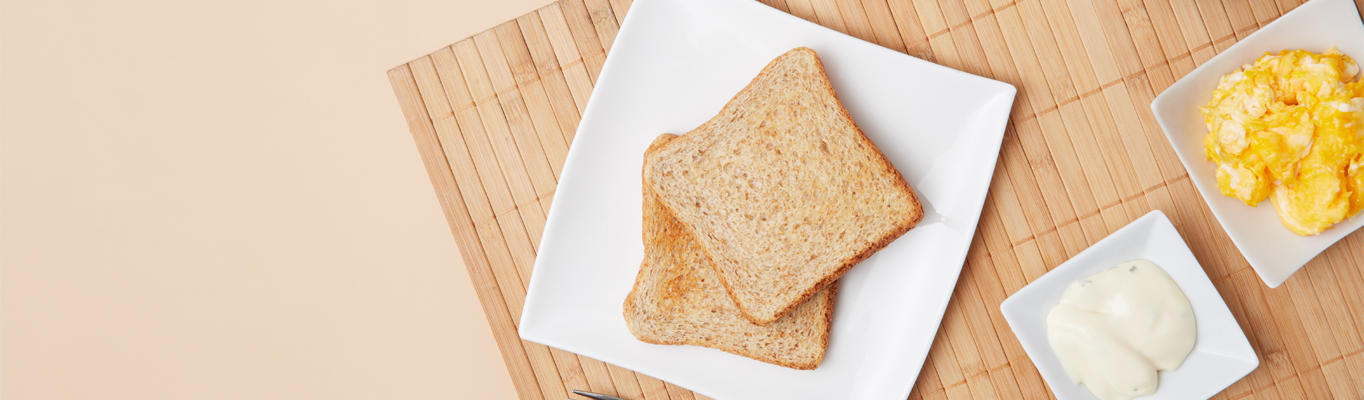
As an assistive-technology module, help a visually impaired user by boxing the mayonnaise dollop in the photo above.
[1046,260,1196,400]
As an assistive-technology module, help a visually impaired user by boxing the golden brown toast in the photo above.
[642,47,923,324]
[623,134,836,370]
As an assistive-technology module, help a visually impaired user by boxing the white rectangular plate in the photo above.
[1001,211,1258,400]
[1149,0,1364,288]
[519,0,1016,399]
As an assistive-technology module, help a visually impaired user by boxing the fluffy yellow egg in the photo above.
[1201,48,1364,235]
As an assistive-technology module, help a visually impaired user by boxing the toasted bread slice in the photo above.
[624,134,836,370]
[643,47,922,324]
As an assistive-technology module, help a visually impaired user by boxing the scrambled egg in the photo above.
[1202,48,1364,235]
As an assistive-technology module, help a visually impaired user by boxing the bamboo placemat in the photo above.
[387,0,1364,398]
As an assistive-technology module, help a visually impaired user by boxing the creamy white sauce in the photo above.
[1046,260,1196,400]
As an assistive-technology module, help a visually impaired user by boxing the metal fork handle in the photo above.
[571,389,627,400]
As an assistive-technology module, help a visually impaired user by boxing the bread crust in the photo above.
[642,47,923,324]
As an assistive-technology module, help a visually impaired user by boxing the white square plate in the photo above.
[1000,211,1258,400]
[1149,0,1364,288]
[517,0,1015,399]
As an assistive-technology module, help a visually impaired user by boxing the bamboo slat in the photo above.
[389,1,1364,399]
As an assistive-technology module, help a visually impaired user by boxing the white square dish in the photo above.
[1000,210,1259,400]
[1149,0,1364,288]
[516,0,1016,399]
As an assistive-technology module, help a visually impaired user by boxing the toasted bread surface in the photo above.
[624,134,836,370]
[642,47,922,324]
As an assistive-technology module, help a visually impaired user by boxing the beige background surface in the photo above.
[0,0,551,398]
